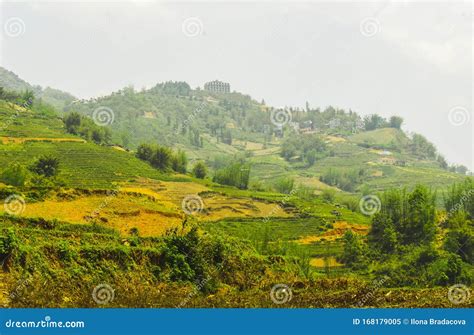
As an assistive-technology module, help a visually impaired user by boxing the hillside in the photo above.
[0,72,472,309]
[0,67,76,110]
[63,82,466,195]
[0,97,369,266]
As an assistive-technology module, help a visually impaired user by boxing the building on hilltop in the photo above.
[204,80,230,94]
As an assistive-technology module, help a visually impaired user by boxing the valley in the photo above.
[0,69,472,308]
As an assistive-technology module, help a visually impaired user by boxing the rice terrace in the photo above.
[0,67,472,309]
[0,1,472,314]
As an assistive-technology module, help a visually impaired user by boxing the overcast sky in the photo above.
[0,0,472,169]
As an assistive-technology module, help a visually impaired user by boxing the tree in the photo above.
[171,150,188,174]
[0,163,29,186]
[402,185,436,244]
[222,129,232,145]
[306,150,317,166]
[389,116,403,129]
[29,156,60,177]
[341,230,365,268]
[455,165,468,175]
[91,129,103,144]
[192,161,207,179]
[369,213,398,254]
[274,177,294,194]
[444,229,473,264]
[410,134,437,159]
[437,155,448,170]
[213,162,251,189]
[151,146,172,171]
[444,178,474,220]
[363,114,387,131]
[136,144,154,162]
[64,112,81,134]
[280,134,327,162]
[21,90,35,107]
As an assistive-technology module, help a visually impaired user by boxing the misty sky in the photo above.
[0,0,472,169]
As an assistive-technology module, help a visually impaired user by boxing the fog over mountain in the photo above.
[0,0,472,169]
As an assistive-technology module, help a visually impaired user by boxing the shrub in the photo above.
[150,146,172,171]
[274,177,294,194]
[171,150,187,174]
[1,163,29,187]
[192,161,207,179]
[321,189,335,203]
[29,156,60,177]
[213,162,251,189]
[444,229,473,264]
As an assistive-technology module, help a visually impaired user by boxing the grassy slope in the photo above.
[0,85,470,307]
[0,100,369,266]
[0,67,76,110]
[1,215,462,308]
[0,101,174,188]
[248,128,465,193]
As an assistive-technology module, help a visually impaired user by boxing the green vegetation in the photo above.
[347,182,474,287]
[64,112,112,145]
[280,134,328,165]
[29,155,60,177]
[0,67,76,110]
[320,168,367,192]
[0,70,472,308]
[192,161,207,179]
[136,143,188,173]
[213,161,251,189]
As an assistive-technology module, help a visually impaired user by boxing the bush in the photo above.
[321,189,335,203]
[29,156,60,177]
[136,144,154,161]
[444,229,473,264]
[1,163,29,187]
[213,162,251,189]
[150,146,172,171]
[171,150,187,174]
[136,143,187,173]
[192,161,207,179]
[63,112,111,144]
[274,177,294,194]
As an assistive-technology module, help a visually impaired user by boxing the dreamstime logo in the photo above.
[3,17,26,37]
[92,284,115,305]
[92,106,115,126]
[448,106,471,126]
[86,189,119,222]
[4,194,26,215]
[356,275,389,307]
[359,195,381,216]
[360,17,380,37]
[448,284,470,304]
[270,284,292,304]
[177,102,206,134]
[182,17,203,37]
[181,195,204,215]
[270,109,292,127]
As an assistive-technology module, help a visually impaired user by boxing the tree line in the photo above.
[63,112,112,145]
[341,180,473,286]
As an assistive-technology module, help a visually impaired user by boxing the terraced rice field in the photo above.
[3,179,297,237]
[0,142,170,189]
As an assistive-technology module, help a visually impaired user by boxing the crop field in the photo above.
[202,217,367,268]
[0,142,173,189]
[0,101,72,138]
[0,68,472,312]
